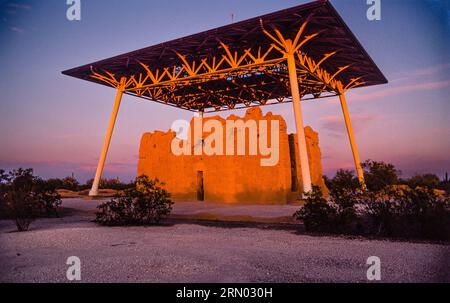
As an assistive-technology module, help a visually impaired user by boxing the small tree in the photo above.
[35,178,63,217]
[61,176,79,191]
[0,168,62,231]
[362,160,400,191]
[294,187,337,233]
[4,169,40,231]
[326,170,361,202]
[96,175,173,226]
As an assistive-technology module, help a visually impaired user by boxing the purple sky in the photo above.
[1,0,449,182]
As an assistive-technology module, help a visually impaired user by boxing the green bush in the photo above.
[0,168,62,231]
[95,176,173,226]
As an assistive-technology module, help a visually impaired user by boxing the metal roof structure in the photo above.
[62,0,387,113]
[65,0,387,196]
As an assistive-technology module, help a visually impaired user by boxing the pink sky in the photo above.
[0,0,449,182]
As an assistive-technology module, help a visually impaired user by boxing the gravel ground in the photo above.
[60,198,301,223]
[0,199,448,283]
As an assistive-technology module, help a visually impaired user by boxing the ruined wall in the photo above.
[138,108,326,204]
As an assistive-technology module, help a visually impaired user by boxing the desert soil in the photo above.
[0,198,448,283]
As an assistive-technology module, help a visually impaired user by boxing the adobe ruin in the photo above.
[138,108,327,204]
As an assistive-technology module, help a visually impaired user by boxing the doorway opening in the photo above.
[197,171,204,201]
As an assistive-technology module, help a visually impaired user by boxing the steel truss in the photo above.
[90,20,365,113]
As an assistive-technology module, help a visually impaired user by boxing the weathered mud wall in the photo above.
[138,108,326,204]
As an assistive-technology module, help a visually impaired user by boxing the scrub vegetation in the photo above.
[95,176,174,226]
[295,160,450,241]
[0,169,61,231]
[44,176,135,192]
[1,161,449,239]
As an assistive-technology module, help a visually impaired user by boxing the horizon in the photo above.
[1,0,449,182]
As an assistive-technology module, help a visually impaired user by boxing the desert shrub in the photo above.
[45,178,65,190]
[35,178,63,217]
[362,160,400,192]
[364,187,450,240]
[95,175,173,226]
[294,187,337,232]
[326,169,361,196]
[45,176,80,191]
[441,180,450,195]
[315,170,365,233]
[40,176,80,191]
[404,174,441,190]
[294,185,365,235]
[81,178,135,191]
[60,176,79,191]
[326,170,362,206]
[399,173,449,195]
[0,168,62,231]
[5,173,39,231]
[294,182,450,240]
[0,169,9,218]
[44,176,134,192]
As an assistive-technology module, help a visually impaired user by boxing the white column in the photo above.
[89,78,126,197]
[286,48,312,194]
[339,93,365,185]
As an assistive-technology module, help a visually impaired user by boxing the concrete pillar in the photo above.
[89,77,126,197]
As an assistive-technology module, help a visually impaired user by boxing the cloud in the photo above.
[1,2,31,17]
[320,114,381,137]
[390,63,450,83]
[7,3,31,10]
[10,26,24,33]
[343,62,450,103]
[350,79,450,102]
[322,161,356,176]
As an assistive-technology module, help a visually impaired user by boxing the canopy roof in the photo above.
[62,0,387,112]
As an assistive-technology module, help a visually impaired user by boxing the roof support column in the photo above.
[89,77,126,197]
[286,42,312,195]
[339,93,365,186]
